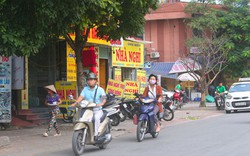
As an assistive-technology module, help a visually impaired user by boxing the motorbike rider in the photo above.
[71,72,106,140]
[175,81,187,103]
[142,74,163,132]
[215,82,227,109]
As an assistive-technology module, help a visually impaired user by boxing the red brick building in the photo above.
[144,1,192,62]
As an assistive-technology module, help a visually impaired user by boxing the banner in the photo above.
[137,70,147,94]
[114,68,122,81]
[124,80,140,99]
[12,55,24,89]
[0,56,12,123]
[21,57,29,110]
[106,79,125,97]
[55,81,77,118]
[112,40,144,68]
[66,44,77,81]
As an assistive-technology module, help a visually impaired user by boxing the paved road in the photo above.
[3,103,246,156]
[37,111,250,156]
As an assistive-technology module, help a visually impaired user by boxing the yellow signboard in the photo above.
[66,44,77,81]
[124,80,140,99]
[112,41,144,68]
[114,68,122,81]
[21,56,29,110]
[137,70,147,94]
[55,81,77,118]
[106,79,125,97]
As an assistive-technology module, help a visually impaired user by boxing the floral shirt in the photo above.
[46,94,60,110]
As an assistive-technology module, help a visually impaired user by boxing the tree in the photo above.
[185,0,231,106]
[220,0,250,77]
[0,0,158,92]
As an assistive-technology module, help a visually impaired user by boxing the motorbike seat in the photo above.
[123,99,133,103]
[100,110,108,123]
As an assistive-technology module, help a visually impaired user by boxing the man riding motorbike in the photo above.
[142,74,163,132]
[215,82,227,109]
[175,81,187,103]
[71,72,106,141]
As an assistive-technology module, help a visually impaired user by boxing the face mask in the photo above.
[149,80,156,85]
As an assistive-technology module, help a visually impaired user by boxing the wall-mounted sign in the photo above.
[112,41,144,68]
[0,56,12,123]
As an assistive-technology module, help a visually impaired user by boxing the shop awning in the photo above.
[169,58,201,74]
[145,62,177,79]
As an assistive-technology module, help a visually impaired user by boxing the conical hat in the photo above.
[44,85,57,93]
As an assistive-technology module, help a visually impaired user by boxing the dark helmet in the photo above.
[87,72,97,80]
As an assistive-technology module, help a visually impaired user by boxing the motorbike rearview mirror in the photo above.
[68,94,74,100]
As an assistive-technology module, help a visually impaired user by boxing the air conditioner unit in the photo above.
[190,47,200,53]
[150,52,160,59]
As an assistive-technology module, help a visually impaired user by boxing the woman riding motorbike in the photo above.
[142,74,163,132]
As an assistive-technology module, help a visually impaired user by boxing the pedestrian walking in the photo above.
[43,85,62,137]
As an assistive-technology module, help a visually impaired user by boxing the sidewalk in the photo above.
[0,102,224,150]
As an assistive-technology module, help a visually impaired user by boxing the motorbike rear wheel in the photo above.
[72,130,86,156]
[110,114,120,126]
[137,120,147,142]
[163,108,174,121]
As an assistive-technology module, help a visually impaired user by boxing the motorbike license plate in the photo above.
[123,104,127,108]
[119,112,124,118]
[170,105,175,110]
[235,102,246,106]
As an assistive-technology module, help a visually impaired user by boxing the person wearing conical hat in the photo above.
[43,85,62,137]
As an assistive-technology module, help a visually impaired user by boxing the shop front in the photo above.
[111,40,147,98]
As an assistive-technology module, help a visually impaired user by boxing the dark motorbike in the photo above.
[133,93,160,142]
[59,106,75,123]
[104,93,124,126]
[215,92,227,110]
[162,95,174,121]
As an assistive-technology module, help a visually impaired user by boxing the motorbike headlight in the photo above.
[227,94,232,99]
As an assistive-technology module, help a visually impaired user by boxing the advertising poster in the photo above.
[112,40,144,68]
[12,55,24,89]
[106,79,125,97]
[137,70,147,94]
[55,81,77,118]
[124,80,140,99]
[0,56,12,123]
[21,57,29,110]
[94,47,100,80]
[66,44,77,81]
[114,68,122,81]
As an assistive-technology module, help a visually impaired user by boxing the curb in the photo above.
[0,136,10,148]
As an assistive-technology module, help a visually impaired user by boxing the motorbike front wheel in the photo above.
[72,130,86,156]
[110,114,120,126]
[137,120,147,142]
[163,108,174,121]
[151,122,159,138]
[119,108,128,122]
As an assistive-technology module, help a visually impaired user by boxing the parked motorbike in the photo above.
[59,106,75,123]
[104,93,124,126]
[133,93,160,142]
[173,89,184,109]
[68,95,112,156]
[162,95,174,121]
[119,98,137,120]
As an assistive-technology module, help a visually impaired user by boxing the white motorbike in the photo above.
[68,95,112,156]
[103,102,124,126]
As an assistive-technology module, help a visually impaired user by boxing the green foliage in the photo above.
[0,0,158,56]
[186,0,250,77]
